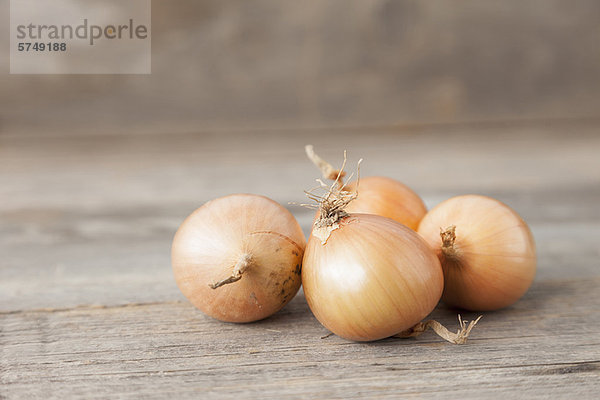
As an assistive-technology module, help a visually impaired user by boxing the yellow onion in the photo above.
[302,185,444,341]
[343,176,427,230]
[418,194,536,311]
[305,145,426,229]
[171,194,306,322]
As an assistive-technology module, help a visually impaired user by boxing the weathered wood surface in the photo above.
[1,121,600,398]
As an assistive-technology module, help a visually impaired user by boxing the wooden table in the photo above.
[2,120,599,398]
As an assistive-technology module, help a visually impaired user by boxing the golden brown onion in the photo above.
[302,213,444,341]
[172,194,306,322]
[418,195,536,311]
[344,176,427,230]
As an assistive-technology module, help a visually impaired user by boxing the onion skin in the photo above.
[343,176,427,230]
[302,214,443,341]
[172,194,306,323]
[417,195,536,311]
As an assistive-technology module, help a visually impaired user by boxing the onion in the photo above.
[171,194,306,322]
[343,176,427,230]
[301,183,444,341]
[305,145,426,229]
[417,194,536,311]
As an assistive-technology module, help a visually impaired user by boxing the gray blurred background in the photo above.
[2,0,600,135]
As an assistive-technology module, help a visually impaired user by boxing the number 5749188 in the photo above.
[17,42,67,51]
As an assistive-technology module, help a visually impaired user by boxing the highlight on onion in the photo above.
[417,194,536,311]
[305,145,427,230]
[301,166,480,343]
[171,194,306,323]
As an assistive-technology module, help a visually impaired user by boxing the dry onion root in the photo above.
[171,194,306,322]
[301,162,480,343]
[418,195,536,311]
[395,315,482,344]
[305,145,427,230]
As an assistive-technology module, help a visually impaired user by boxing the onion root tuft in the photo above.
[303,153,362,244]
[395,314,482,344]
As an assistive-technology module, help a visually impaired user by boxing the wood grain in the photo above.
[2,279,599,399]
[1,122,600,398]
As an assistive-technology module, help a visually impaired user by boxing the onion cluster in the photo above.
[170,147,536,345]
[301,147,535,341]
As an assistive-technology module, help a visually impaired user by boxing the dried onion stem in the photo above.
[209,254,252,289]
[305,145,346,183]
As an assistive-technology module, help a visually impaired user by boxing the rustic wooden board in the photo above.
[1,122,600,398]
[1,280,599,399]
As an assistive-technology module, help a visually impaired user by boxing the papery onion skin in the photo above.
[343,176,427,230]
[302,214,443,341]
[171,194,306,323]
[417,195,536,311]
